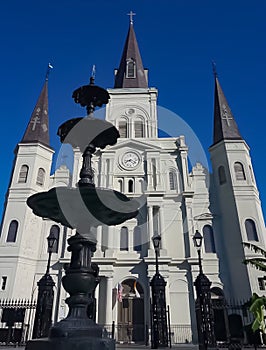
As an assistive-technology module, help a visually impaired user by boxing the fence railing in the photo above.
[212,299,259,346]
[0,297,261,348]
[169,325,193,344]
[101,323,192,345]
[101,323,148,344]
[0,299,36,346]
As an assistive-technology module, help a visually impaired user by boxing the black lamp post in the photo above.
[150,235,168,349]
[193,230,216,350]
[46,232,57,274]
[32,231,57,339]
[193,230,203,274]
[153,236,160,274]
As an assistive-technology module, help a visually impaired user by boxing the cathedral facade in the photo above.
[0,21,265,343]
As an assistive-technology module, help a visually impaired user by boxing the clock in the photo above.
[121,152,140,169]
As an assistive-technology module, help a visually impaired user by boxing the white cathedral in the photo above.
[0,20,265,344]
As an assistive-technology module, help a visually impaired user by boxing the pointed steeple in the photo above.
[213,74,242,145]
[114,13,148,88]
[21,67,51,147]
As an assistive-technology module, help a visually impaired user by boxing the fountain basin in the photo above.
[27,186,139,230]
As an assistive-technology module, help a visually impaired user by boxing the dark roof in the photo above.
[114,23,148,88]
[21,80,50,147]
[213,77,242,145]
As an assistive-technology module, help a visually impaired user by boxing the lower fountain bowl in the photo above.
[27,186,139,229]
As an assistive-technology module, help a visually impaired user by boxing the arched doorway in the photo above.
[117,279,145,343]
[211,287,230,343]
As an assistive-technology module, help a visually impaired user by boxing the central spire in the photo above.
[114,13,148,88]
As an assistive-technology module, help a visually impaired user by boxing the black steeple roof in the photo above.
[213,76,242,145]
[21,77,50,147]
[114,19,148,88]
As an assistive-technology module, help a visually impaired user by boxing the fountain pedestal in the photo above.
[26,234,115,350]
[25,76,139,350]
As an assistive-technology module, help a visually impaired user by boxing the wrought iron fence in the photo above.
[0,299,36,346]
[212,299,262,347]
[169,324,193,344]
[0,297,260,348]
[102,323,192,345]
[102,301,262,346]
[101,323,148,344]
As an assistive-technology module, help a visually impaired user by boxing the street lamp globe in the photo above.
[47,232,56,253]
[193,230,203,250]
[152,235,161,250]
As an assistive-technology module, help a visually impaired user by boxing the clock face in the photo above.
[121,152,140,169]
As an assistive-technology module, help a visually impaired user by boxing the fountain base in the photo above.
[25,334,115,350]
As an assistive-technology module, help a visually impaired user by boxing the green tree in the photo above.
[249,293,266,334]
[243,242,266,337]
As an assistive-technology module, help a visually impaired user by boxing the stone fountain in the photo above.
[25,75,139,350]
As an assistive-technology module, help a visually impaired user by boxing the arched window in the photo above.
[218,166,226,185]
[1,276,7,291]
[18,165,29,183]
[36,168,45,186]
[134,120,144,138]
[128,179,134,193]
[6,220,18,243]
[203,225,216,253]
[133,227,142,252]
[120,227,128,251]
[49,225,60,253]
[234,162,246,180]
[169,171,177,190]
[118,179,123,192]
[119,120,127,138]
[126,59,136,78]
[245,219,259,241]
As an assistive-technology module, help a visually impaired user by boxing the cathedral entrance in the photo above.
[117,279,145,343]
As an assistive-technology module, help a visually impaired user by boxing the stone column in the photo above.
[159,205,167,251]
[105,276,114,326]
[148,205,154,249]
[105,226,115,256]
[99,156,106,187]
[95,284,100,323]
[146,156,153,191]
[164,275,170,307]
[107,158,114,188]
[94,226,103,257]
[155,157,163,191]
[128,226,134,252]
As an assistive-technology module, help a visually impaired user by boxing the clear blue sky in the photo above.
[0,1,265,218]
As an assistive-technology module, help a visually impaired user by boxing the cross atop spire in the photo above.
[89,64,96,85]
[45,63,53,81]
[212,60,218,78]
[127,11,136,25]
[91,65,96,79]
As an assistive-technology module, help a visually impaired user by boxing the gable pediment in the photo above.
[109,139,162,152]
[194,213,213,221]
